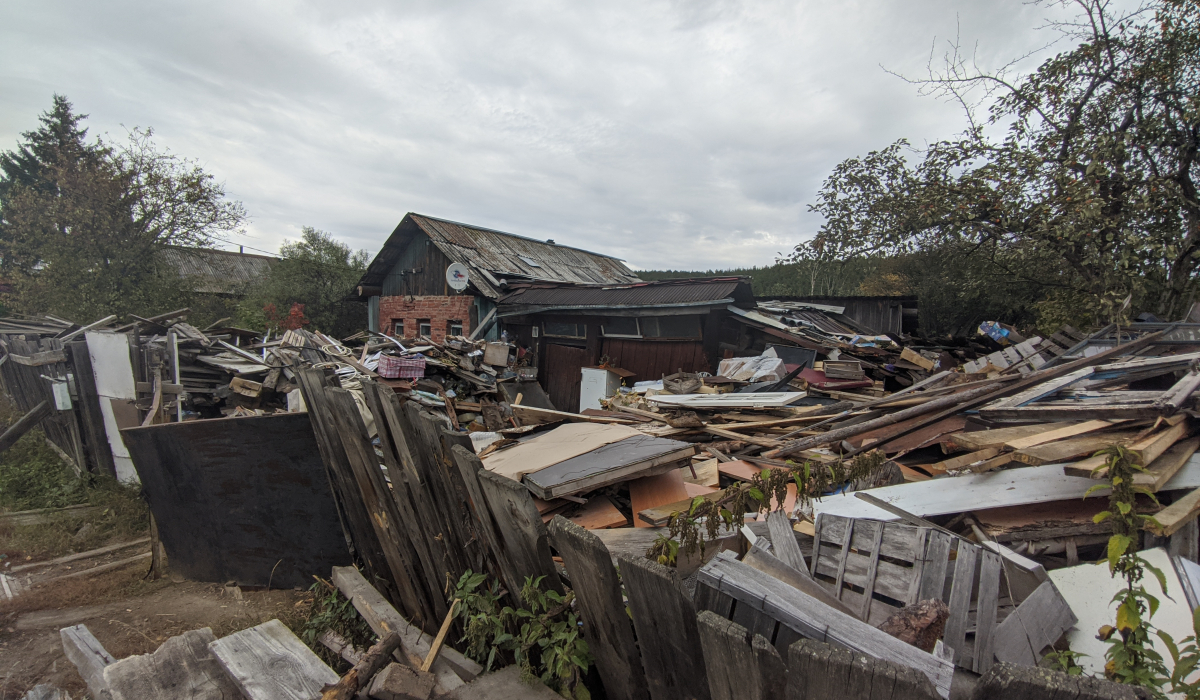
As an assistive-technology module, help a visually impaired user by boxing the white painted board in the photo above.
[813,460,1200,521]
[648,392,805,408]
[1050,548,1195,686]
[85,332,139,484]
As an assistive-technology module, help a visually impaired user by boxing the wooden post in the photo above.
[616,553,711,700]
[548,516,650,700]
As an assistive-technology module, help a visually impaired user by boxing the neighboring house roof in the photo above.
[357,213,642,299]
[160,247,276,295]
[497,277,755,314]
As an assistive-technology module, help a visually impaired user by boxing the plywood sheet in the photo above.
[684,482,719,498]
[567,496,629,530]
[718,460,762,481]
[1050,548,1191,679]
[683,458,720,487]
[629,471,689,528]
[483,422,641,480]
[121,413,351,587]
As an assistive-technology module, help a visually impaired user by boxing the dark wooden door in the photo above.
[543,343,588,413]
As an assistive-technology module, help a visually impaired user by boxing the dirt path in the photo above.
[0,559,307,699]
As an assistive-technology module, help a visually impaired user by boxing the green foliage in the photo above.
[0,96,245,322]
[1042,648,1086,676]
[0,428,84,511]
[237,227,368,338]
[452,572,593,700]
[647,451,887,566]
[298,578,378,670]
[800,0,1200,328]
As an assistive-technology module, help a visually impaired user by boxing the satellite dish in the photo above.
[446,263,469,292]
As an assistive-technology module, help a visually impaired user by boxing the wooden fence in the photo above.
[0,334,113,476]
[298,370,1127,700]
[297,369,964,696]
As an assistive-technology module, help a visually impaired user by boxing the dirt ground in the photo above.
[0,559,308,699]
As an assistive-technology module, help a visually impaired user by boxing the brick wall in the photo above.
[378,294,473,342]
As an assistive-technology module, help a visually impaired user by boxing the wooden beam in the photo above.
[0,401,53,455]
[1147,488,1200,537]
[1004,419,1128,450]
[208,619,339,700]
[331,566,478,687]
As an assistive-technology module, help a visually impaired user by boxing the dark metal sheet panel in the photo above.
[499,278,748,308]
[121,413,351,587]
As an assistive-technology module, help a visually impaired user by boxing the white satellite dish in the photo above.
[446,263,470,292]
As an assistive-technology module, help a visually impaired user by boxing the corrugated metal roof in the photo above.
[159,247,275,295]
[497,277,751,309]
[357,213,641,298]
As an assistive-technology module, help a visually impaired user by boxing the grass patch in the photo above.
[0,428,86,511]
[292,578,378,670]
[1,423,149,563]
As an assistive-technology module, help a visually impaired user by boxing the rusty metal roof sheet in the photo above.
[358,213,641,298]
[497,277,752,310]
[159,247,276,295]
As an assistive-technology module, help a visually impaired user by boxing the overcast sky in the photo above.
[1,1,1073,271]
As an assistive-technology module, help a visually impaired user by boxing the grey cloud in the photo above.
[1,0,1087,270]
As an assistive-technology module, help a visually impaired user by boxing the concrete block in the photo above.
[368,662,437,700]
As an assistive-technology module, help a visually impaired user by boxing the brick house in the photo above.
[354,213,641,343]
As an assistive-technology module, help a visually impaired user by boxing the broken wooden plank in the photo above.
[992,580,1078,667]
[696,611,786,700]
[949,423,1079,451]
[477,470,563,593]
[740,543,859,618]
[331,566,478,688]
[766,511,807,575]
[923,448,1001,473]
[699,552,953,698]
[1147,488,1200,537]
[60,624,115,700]
[1135,437,1200,492]
[208,619,338,700]
[566,496,629,529]
[1012,431,1140,466]
[629,471,690,528]
[1069,421,1191,478]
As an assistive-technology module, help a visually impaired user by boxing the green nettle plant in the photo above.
[1087,445,1200,697]
[451,572,592,700]
[647,452,886,566]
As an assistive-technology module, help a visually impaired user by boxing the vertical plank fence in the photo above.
[548,516,650,700]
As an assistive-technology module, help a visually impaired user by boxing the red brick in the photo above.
[379,294,473,343]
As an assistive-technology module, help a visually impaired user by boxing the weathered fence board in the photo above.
[617,553,711,700]
[477,469,563,594]
[697,611,785,700]
[548,516,650,700]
